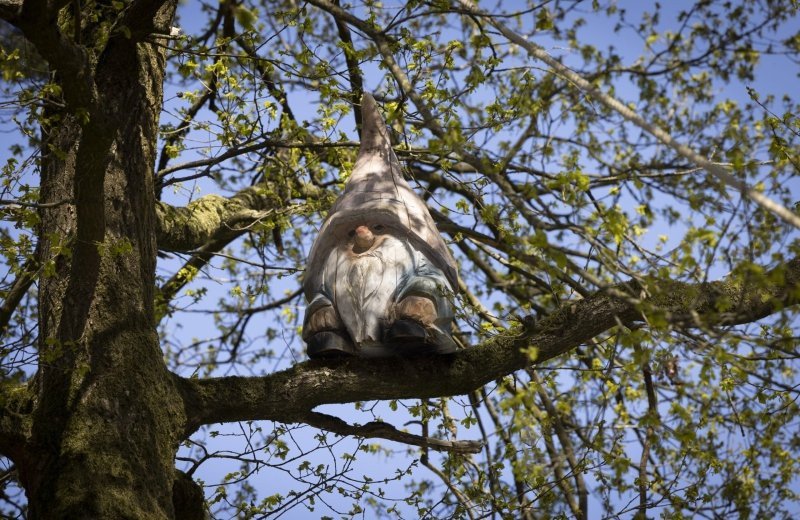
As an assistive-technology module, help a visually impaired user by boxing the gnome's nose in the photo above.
[353,225,375,252]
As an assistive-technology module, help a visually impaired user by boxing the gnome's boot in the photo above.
[386,279,457,355]
[303,296,355,358]
[388,295,434,342]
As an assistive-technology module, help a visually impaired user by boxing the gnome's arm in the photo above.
[302,249,347,343]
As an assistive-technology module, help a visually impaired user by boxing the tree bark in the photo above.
[7,2,187,518]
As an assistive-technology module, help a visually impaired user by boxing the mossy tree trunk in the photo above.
[3,1,187,518]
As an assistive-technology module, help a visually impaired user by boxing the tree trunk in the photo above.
[18,12,187,518]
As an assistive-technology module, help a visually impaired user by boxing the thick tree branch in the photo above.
[155,186,287,315]
[155,184,322,251]
[155,187,276,251]
[176,257,800,436]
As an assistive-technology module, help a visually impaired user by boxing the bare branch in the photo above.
[300,411,483,454]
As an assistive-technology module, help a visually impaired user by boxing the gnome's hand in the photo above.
[395,295,437,326]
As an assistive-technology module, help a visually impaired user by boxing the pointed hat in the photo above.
[304,93,458,295]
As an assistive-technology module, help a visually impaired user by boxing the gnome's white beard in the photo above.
[325,235,416,346]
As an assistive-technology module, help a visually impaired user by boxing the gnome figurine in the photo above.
[302,93,458,358]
